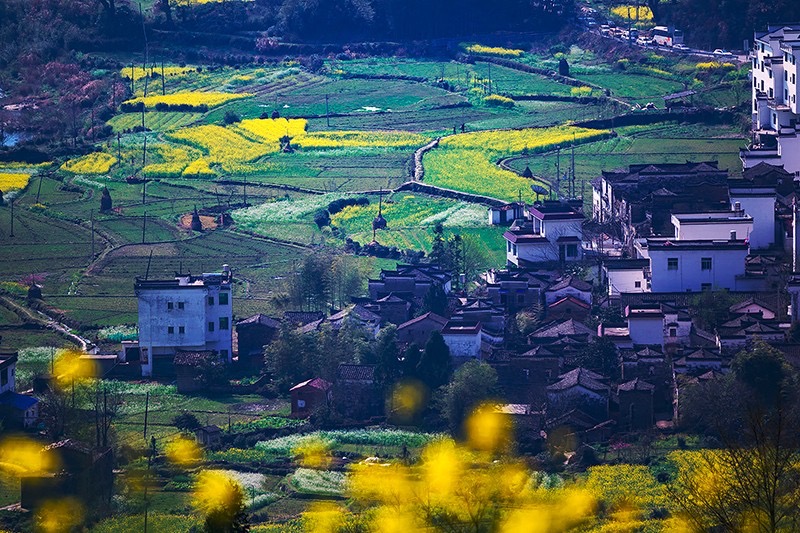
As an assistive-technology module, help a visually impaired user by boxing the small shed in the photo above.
[290,378,331,418]
[489,202,526,225]
[195,425,223,448]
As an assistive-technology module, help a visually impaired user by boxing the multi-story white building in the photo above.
[742,24,800,173]
[503,201,584,266]
[135,265,233,377]
[635,238,749,292]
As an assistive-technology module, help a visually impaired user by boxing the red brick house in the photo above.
[290,378,331,418]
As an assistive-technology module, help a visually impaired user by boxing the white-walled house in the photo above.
[728,179,776,249]
[136,266,233,377]
[626,306,665,346]
[603,259,650,297]
[635,238,749,292]
[671,211,753,242]
[742,24,800,173]
[441,322,482,360]
[544,275,592,305]
[504,201,584,266]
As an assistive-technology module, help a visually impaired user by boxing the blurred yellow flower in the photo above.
[165,435,203,467]
[35,498,84,533]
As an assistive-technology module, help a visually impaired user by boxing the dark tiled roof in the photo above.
[397,312,448,331]
[174,350,215,366]
[547,276,592,293]
[532,319,594,338]
[336,364,376,382]
[284,311,326,326]
[548,296,591,310]
[618,378,655,392]
[0,391,38,410]
[290,378,332,392]
[547,367,609,393]
[237,314,280,328]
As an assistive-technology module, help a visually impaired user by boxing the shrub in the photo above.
[314,210,331,228]
[173,412,201,431]
[483,94,515,108]
[223,110,241,125]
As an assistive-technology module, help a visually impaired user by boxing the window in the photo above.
[219,292,229,305]
[566,244,578,258]
[167,302,174,310]
[634,281,641,288]
[219,317,229,330]
[669,327,677,337]
[208,296,214,306]
[701,257,712,270]
[179,326,185,334]
[208,322,215,332]
[178,302,185,310]
[507,241,512,253]
[168,326,174,334]
[701,283,712,291]
[297,399,306,408]
[667,258,678,270]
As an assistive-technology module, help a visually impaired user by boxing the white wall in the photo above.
[606,269,647,296]
[443,333,481,358]
[648,247,748,292]
[672,216,753,242]
[628,317,664,345]
[727,195,774,249]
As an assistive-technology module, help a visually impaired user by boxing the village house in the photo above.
[300,304,382,338]
[290,378,331,418]
[134,265,233,377]
[488,202,526,225]
[441,321,483,361]
[616,378,655,430]
[0,350,39,429]
[741,24,800,174]
[483,268,552,311]
[396,312,448,347]
[503,201,585,266]
[544,275,592,306]
[333,364,382,420]
[602,258,650,298]
[546,367,610,421]
[235,314,280,371]
[367,263,452,302]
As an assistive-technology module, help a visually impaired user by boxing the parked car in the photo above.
[674,43,689,51]
[713,49,733,57]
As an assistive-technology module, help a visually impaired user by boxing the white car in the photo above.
[674,43,689,51]
[713,48,732,57]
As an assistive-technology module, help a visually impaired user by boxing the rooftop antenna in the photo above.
[145,249,153,280]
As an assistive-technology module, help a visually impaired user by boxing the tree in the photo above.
[195,353,228,389]
[416,331,451,390]
[441,360,498,434]
[223,110,241,125]
[365,324,400,384]
[672,341,800,532]
[460,234,490,284]
[313,209,330,228]
[420,284,448,317]
[264,323,314,390]
[574,337,620,380]
[429,222,448,268]
[193,471,250,533]
[691,290,734,331]
[173,412,201,432]
[402,343,421,378]
[93,384,122,448]
[558,58,570,77]
[100,186,112,212]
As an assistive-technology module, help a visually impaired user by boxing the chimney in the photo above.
[733,201,742,216]
[730,230,737,241]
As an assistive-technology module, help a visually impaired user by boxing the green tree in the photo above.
[420,284,448,316]
[574,337,620,380]
[365,324,400,384]
[691,290,734,331]
[732,340,796,407]
[441,360,498,435]
[417,331,452,390]
[402,343,422,378]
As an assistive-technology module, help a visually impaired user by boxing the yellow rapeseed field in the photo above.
[60,153,118,174]
[465,44,525,57]
[182,159,216,178]
[123,91,252,109]
[611,5,653,20]
[236,118,308,142]
[294,130,429,149]
[439,125,609,152]
[120,66,195,81]
[0,173,31,192]
[167,125,275,171]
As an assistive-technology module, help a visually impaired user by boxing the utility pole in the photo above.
[9,199,13,238]
[143,391,150,438]
[555,147,561,200]
[142,178,146,205]
[91,211,95,258]
[141,212,146,244]
[36,174,44,203]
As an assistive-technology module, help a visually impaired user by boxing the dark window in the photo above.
[220,317,229,330]
[219,292,229,305]
[701,257,712,270]
[667,258,679,270]
[566,244,578,257]
[208,296,214,306]
[168,326,174,334]
[670,328,677,337]
[1,368,7,387]
[178,302,185,310]
[208,322,215,332]
[634,281,642,288]
[179,326,185,334]
[167,302,174,310]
